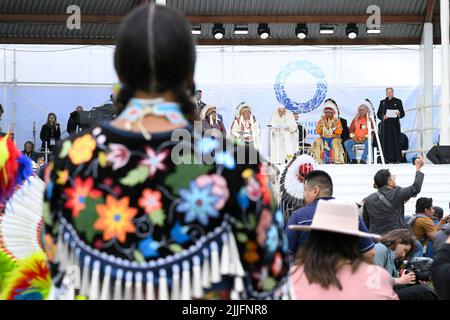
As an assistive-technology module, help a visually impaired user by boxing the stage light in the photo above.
[295,23,308,39]
[258,23,270,39]
[212,24,225,40]
[346,23,358,39]
[191,25,201,35]
[319,25,334,34]
[234,24,249,35]
[367,27,381,34]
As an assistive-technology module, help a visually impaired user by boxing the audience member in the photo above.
[374,229,437,300]
[286,170,375,259]
[363,156,425,235]
[431,235,450,299]
[40,112,61,152]
[290,200,397,300]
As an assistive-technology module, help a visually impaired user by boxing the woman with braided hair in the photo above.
[43,4,288,300]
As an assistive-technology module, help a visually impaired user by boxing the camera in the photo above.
[403,257,433,282]
[78,102,116,128]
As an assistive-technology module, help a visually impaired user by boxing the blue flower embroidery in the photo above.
[46,182,54,199]
[237,187,250,209]
[214,151,236,170]
[196,137,219,155]
[170,222,190,244]
[138,236,161,258]
[177,181,220,225]
[274,209,283,227]
[265,225,279,254]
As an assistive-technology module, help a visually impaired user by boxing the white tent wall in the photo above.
[0,44,442,159]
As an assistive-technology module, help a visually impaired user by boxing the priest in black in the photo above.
[377,87,405,163]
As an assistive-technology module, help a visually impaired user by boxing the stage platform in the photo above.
[276,163,450,217]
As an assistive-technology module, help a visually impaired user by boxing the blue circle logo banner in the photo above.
[274,60,327,114]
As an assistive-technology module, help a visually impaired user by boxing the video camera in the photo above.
[76,102,116,128]
[402,257,433,282]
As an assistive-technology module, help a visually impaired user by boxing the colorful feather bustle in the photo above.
[0,133,33,204]
[0,248,17,294]
[0,251,51,300]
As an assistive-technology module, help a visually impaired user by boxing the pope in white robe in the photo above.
[269,105,299,164]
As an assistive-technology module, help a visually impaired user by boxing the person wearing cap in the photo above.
[200,105,226,135]
[312,99,345,164]
[286,170,375,258]
[268,105,299,164]
[230,103,262,153]
[289,199,398,300]
[344,101,375,164]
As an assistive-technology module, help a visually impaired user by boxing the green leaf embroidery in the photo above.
[263,277,277,291]
[236,232,248,243]
[234,220,244,230]
[248,213,257,229]
[149,209,166,227]
[43,202,52,225]
[133,250,146,263]
[119,165,150,187]
[74,196,104,243]
[169,244,183,253]
[59,140,72,158]
[165,154,212,194]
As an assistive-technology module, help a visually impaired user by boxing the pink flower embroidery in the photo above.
[138,189,163,214]
[107,143,131,171]
[195,174,229,210]
[140,147,169,177]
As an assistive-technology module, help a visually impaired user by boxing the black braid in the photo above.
[114,83,134,116]
[171,83,198,123]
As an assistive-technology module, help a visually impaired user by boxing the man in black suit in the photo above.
[377,87,405,163]
[195,90,206,111]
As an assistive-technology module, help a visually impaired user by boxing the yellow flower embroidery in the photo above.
[56,169,69,185]
[98,151,108,168]
[241,168,254,180]
[68,134,97,165]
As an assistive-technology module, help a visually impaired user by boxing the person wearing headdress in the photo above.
[200,105,226,135]
[230,102,262,153]
[312,99,345,164]
[279,153,317,223]
[344,100,375,164]
[269,105,299,164]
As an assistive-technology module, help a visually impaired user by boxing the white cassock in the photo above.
[269,109,299,164]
